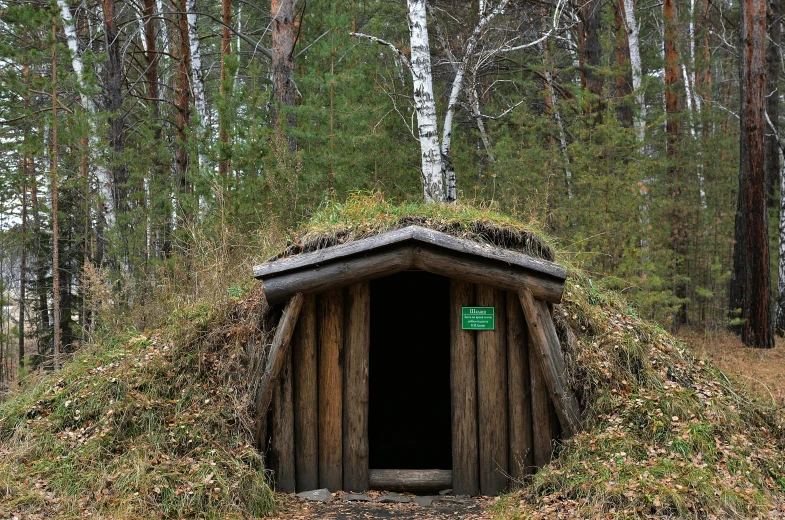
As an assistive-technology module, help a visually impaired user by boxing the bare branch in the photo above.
[350,32,412,73]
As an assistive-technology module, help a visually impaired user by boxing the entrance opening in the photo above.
[369,271,452,470]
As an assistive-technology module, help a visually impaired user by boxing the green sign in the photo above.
[461,307,495,330]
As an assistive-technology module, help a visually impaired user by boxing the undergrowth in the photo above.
[498,272,785,519]
[0,288,274,519]
[1,195,784,519]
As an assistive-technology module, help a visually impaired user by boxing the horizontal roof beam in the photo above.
[260,244,566,304]
[254,225,566,281]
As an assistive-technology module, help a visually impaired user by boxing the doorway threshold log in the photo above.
[369,469,452,492]
[518,287,581,437]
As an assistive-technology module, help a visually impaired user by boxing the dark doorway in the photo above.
[369,271,452,470]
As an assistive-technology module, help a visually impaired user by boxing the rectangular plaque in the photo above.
[461,307,495,330]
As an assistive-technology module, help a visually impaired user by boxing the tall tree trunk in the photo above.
[19,62,30,370]
[218,0,233,178]
[614,0,634,127]
[186,0,208,172]
[58,0,114,245]
[186,0,206,127]
[102,0,126,218]
[51,22,61,370]
[621,0,645,141]
[776,144,785,333]
[438,1,509,203]
[664,0,688,327]
[271,0,296,150]
[734,0,773,348]
[766,0,781,205]
[580,0,604,121]
[407,0,444,202]
[173,0,192,225]
[696,0,712,112]
[540,37,573,199]
[19,155,27,371]
[29,150,50,354]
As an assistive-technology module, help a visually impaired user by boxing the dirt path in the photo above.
[269,491,497,519]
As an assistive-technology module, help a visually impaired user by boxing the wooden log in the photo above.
[261,247,415,304]
[529,349,556,468]
[271,350,296,492]
[318,290,344,491]
[475,285,509,496]
[518,288,581,436]
[343,282,370,492]
[506,292,534,481]
[255,226,567,305]
[254,293,304,439]
[293,294,318,492]
[414,246,564,303]
[254,225,565,281]
[449,279,480,496]
[369,469,452,492]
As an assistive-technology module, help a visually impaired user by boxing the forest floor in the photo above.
[268,330,785,520]
[681,330,785,409]
[269,490,496,519]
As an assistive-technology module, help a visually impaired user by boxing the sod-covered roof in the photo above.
[254,224,567,304]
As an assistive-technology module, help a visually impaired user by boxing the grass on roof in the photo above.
[272,192,557,261]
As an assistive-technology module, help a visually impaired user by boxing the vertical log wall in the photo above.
[281,285,371,493]
[271,277,560,495]
[449,283,559,495]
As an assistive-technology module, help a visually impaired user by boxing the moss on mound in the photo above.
[1,196,784,519]
[0,291,274,519]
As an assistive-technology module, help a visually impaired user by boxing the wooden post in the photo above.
[518,288,581,436]
[529,350,556,468]
[449,279,479,496]
[318,290,344,491]
[343,282,370,492]
[507,292,534,480]
[293,295,318,491]
[476,285,509,495]
[271,350,295,492]
[254,293,304,442]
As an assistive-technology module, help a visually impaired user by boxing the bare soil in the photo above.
[269,491,497,519]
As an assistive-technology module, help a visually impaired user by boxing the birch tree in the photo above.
[354,0,519,202]
[57,0,114,229]
[186,0,207,171]
[407,0,444,202]
[620,0,645,142]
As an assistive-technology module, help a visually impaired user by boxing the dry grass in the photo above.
[2,197,785,519]
[0,288,275,519]
[683,330,785,409]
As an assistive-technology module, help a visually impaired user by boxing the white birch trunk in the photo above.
[440,0,510,202]
[156,0,170,55]
[688,0,702,114]
[777,145,785,331]
[137,4,148,54]
[58,0,115,228]
[469,86,495,162]
[407,0,444,202]
[546,69,573,199]
[621,0,646,143]
[186,0,207,133]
